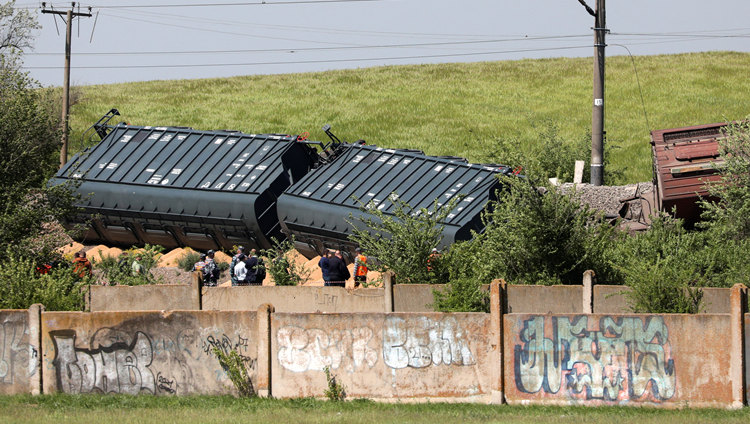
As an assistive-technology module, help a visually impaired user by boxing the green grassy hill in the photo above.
[68,51,750,184]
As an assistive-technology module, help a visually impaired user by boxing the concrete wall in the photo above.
[504,313,734,407]
[89,283,200,312]
[0,307,41,395]
[505,285,583,313]
[594,286,732,314]
[271,312,494,401]
[202,286,385,313]
[41,310,258,396]
[5,282,746,407]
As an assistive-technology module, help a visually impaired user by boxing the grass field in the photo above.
[66,51,750,184]
[3,395,750,424]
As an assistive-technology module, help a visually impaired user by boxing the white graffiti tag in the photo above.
[0,320,30,384]
[514,316,676,402]
[383,316,475,369]
[52,330,156,394]
[277,326,378,373]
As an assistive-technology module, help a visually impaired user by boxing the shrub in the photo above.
[323,366,346,401]
[95,244,165,286]
[178,249,201,272]
[261,237,310,286]
[450,175,619,286]
[608,216,749,313]
[213,346,255,397]
[0,252,87,311]
[347,194,459,284]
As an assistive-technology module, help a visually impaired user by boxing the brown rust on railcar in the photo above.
[651,122,726,224]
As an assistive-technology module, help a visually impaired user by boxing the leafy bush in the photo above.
[0,253,87,311]
[261,237,309,286]
[700,118,750,240]
[213,347,255,397]
[432,275,489,313]
[347,194,459,284]
[608,216,749,313]
[95,244,164,286]
[178,249,201,272]
[449,176,619,287]
[323,366,346,401]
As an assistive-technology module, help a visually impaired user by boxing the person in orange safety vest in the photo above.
[353,247,368,288]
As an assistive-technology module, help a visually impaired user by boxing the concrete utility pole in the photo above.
[41,3,92,168]
[578,0,607,186]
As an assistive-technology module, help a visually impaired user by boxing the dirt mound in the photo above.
[158,248,190,268]
[59,242,85,258]
[86,245,123,263]
[214,251,231,264]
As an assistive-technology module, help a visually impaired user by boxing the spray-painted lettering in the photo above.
[0,321,29,385]
[52,330,156,394]
[277,326,378,373]
[383,316,476,369]
[514,316,676,402]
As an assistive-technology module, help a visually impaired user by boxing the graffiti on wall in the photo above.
[52,329,156,395]
[278,316,477,373]
[278,325,378,373]
[383,316,475,369]
[51,326,256,395]
[514,316,676,402]
[0,319,33,386]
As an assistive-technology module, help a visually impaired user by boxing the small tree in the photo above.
[347,193,459,285]
[700,118,750,240]
[260,237,310,286]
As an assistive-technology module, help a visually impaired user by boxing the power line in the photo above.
[86,0,384,8]
[22,44,592,69]
[25,34,591,56]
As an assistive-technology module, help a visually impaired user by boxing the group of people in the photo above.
[229,246,266,286]
[318,247,368,287]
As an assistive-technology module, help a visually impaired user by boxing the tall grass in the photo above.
[66,51,750,184]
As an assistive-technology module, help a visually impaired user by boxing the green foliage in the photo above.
[95,244,164,286]
[261,237,310,286]
[347,194,458,285]
[608,216,750,313]
[0,252,87,310]
[432,275,489,313]
[323,366,346,402]
[178,249,201,272]
[485,121,591,183]
[700,118,750,240]
[450,176,618,287]
[213,347,255,397]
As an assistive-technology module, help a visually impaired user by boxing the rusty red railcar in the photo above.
[650,122,726,224]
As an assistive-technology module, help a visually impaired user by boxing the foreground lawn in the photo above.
[2,395,750,424]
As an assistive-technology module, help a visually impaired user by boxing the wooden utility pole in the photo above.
[578,0,607,185]
[42,3,92,168]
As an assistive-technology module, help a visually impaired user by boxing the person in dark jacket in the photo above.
[325,250,349,287]
[243,250,259,286]
[318,250,331,284]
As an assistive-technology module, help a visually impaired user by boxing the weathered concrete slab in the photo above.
[271,312,492,401]
[89,284,199,312]
[504,313,733,407]
[594,286,732,314]
[203,286,384,313]
[41,310,257,396]
[0,310,37,395]
[393,285,442,312]
[505,285,583,313]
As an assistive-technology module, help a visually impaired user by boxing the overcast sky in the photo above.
[16,0,750,86]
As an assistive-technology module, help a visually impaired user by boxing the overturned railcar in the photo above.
[51,123,319,251]
[277,143,513,259]
[651,122,726,224]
